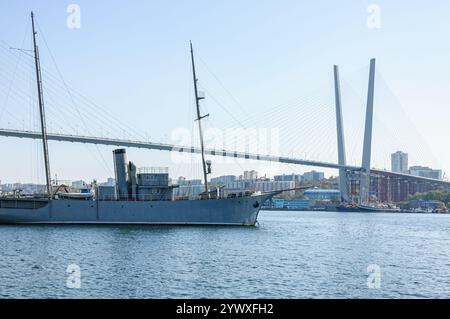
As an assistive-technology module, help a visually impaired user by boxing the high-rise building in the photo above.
[302,171,324,182]
[274,173,302,182]
[391,151,408,174]
[243,170,258,181]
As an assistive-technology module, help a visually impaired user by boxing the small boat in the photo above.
[337,202,400,213]
[357,204,401,213]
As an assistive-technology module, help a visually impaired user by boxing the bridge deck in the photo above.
[1,128,449,186]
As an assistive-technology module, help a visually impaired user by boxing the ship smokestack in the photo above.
[129,161,137,200]
[113,149,129,200]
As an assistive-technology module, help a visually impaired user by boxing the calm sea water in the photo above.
[0,211,449,299]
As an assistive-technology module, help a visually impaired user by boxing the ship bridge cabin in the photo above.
[111,149,174,201]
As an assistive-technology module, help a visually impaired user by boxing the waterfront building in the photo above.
[264,198,312,210]
[350,170,443,204]
[304,189,340,201]
[271,199,285,209]
[285,199,312,210]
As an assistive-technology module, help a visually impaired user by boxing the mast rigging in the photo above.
[31,11,52,198]
[190,41,210,197]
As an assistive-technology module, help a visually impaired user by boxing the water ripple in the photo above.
[0,211,449,298]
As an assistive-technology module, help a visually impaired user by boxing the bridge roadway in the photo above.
[0,128,360,170]
[1,128,449,187]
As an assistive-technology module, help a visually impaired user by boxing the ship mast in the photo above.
[31,12,52,199]
[189,41,209,197]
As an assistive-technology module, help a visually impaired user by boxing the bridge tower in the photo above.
[333,65,349,202]
[360,58,376,204]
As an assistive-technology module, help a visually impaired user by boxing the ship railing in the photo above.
[97,194,218,202]
[138,167,169,174]
[96,191,256,202]
[97,194,173,202]
[0,198,48,210]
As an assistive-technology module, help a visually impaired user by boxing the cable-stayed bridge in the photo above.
[0,31,448,204]
[0,127,447,189]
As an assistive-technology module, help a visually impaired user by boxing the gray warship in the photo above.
[0,12,283,225]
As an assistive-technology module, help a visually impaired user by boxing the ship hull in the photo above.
[0,194,272,226]
[336,206,361,213]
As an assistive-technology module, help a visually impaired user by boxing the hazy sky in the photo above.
[0,0,449,184]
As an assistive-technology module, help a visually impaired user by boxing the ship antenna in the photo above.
[31,11,52,199]
[190,41,210,198]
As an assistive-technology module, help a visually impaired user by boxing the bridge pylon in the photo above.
[333,65,349,202]
[360,58,376,204]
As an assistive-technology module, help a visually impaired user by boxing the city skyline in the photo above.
[0,1,449,184]
[0,168,330,187]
